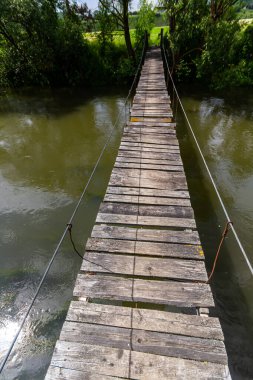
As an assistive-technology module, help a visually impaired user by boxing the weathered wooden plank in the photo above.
[81,252,207,281]
[114,161,183,172]
[96,213,196,229]
[50,341,230,379]
[46,367,121,380]
[106,186,188,198]
[127,121,175,127]
[103,194,191,207]
[50,341,130,378]
[119,146,179,154]
[130,118,173,123]
[121,135,178,145]
[131,105,170,110]
[120,142,180,151]
[116,156,183,167]
[120,141,179,149]
[74,273,214,307]
[86,238,204,259]
[123,127,176,134]
[60,321,226,364]
[117,154,181,163]
[66,301,224,340]
[91,225,201,245]
[117,151,182,163]
[109,174,188,191]
[99,202,194,218]
[111,167,185,178]
[130,113,173,119]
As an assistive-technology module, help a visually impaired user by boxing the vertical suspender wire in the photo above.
[162,43,253,277]
[0,34,148,375]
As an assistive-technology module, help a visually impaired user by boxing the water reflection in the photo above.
[177,85,253,378]
[0,87,125,379]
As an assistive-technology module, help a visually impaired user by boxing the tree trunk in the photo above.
[122,2,136,63]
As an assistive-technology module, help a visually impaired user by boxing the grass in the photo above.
[84,26,169,48]
[149,26,169,46]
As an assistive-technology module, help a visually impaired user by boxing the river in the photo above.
[0,85,252,379]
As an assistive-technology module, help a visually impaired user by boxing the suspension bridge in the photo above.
[44,47,230,379]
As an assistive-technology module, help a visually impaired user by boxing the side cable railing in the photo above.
[161,37,253,278]
[0,33,148,374]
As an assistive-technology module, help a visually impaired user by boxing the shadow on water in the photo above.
[175,87,253,379]
[0,87,128,117]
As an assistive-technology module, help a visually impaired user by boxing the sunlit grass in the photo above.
[84,26,168,47]
[149,26,169,46]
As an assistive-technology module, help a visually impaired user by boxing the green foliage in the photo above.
[160,0,253,88]
[149,26,169,46]
[95,0,116,52]
[0,0,97,86]
[195,20,240,82]
[135,0,155,45]
[195,20,253,88]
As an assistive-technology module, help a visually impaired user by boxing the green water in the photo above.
[0,85,252,379]
[0,87,126,379]
[176,85,253,379]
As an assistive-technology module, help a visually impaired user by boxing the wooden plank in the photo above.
[120,140,178,147]
[81,252,208,281]
[119,146,179,154]
[120,142,180,151]
[96,213,196,229]
[106,186,189,198]
[46,367,121,380]
[127,121,175,127]
[99,202,194,218]
[50,341,130,378]
[91,225,201,245]
[116,156,183,167]
[74,273,215,307]
[50,341,230,379]
[117,151,182,162]
[109,174,188,191]
[66,301,224,340]
[121,135,179,145]
[130,106,171,110]
[59,321,226,364]
[111,168,185,179]
[123,127,176,134]
[130,113,173,118]
[130,118,173,123]
[103,194,191,207]
[114,161,183,172]
[86,238,204,260]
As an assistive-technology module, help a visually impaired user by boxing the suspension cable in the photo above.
[0,36,147,374]
[161,42,253,277]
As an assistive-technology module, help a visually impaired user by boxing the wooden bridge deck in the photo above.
[46,48,230,379]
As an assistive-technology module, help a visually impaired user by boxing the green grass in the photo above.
[149,26,169,46]
[237,8,253,20]
[84,26,168,48]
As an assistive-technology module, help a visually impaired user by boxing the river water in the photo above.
[0,85,252,379]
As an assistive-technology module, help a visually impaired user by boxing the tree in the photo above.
[135,0,155,45]
[210,0,240,21]
[158,0,189,35]
[95,0,116,52]
[98,0,136,63]
[0,0,94,86]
